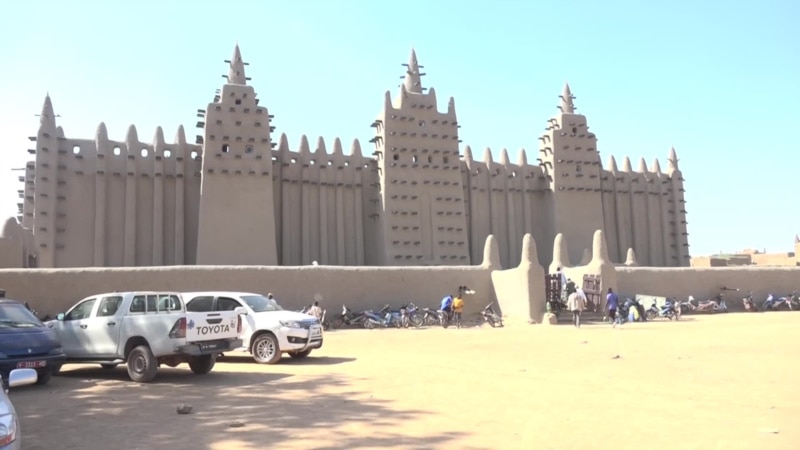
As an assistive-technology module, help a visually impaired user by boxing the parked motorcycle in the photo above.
[406,303,424,327]
[422,307,440,326]
[789,291,800,310]
[762,293,790,311]
[742,292,758,312]
[691,293,728,313]
[331,305,368,329]
[482,302,503,328]
[645,299,679,320]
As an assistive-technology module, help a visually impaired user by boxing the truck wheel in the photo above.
[251,333,281,364]
[127,345,158,383]
[289,350,312,359]
[188,354,216,375]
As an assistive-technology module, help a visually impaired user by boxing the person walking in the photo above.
[606,287,620,327]
[567,288,587,328]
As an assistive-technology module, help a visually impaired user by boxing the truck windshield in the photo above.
[241,295,284,313]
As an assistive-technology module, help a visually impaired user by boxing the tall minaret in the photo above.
[195,43,279,265]
[369,48,470,266]
[32,94,59,267]
[540,83,605,265]
[665,146,690,266]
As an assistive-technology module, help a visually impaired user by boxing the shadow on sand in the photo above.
[218,355,357,366]
[14,362,471,450]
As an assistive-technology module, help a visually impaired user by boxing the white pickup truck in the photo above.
[183,291,323,364]
[46,291,245,382]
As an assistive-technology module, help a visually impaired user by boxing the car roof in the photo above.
[182,291,263,298]
[90,291,183,297]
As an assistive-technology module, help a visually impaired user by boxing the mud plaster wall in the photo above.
[0,265,494,319]
[616,266,800,311]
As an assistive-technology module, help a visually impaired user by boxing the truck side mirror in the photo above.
[234,307,248,316]
[56,313,65,321]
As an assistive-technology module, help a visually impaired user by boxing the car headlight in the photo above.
[0,413,17,446]
[48,347,63,356]
[279,320,301,328]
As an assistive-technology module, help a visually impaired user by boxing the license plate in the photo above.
[200,342,220,351]
[17,360,46,369]
[310,326,322,337]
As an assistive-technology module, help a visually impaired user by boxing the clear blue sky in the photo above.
[1,0,798,257]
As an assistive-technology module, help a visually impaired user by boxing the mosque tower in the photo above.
[195,44,279,265]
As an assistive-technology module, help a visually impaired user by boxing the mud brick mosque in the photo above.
[0,44,689,270]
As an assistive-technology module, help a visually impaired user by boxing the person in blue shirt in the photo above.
[606,288,620,327]
[440,295,454,313]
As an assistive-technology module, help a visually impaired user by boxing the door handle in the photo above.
[80,324,87,329]
[107,321,116,326]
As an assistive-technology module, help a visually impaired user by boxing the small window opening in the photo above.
[427,156,433,164]
[576,165,582,172]
[221,144,230,153]
[310,160,316,165]
[72,145,80,155]
[443,156,449,164]
[572,127,577,134]
[418,120,426,127]
[412,155,418,163]
[393,154,399,161]
[344,161,350,166]
[235,99,242,105]
[245,145,253,154]
[140,148,148,158]
[327,160,333,166]
[164,149,172,158]
[290,158,297,164]
[511,171,517,178]
[112,146,121,156]
[190,151,199,160]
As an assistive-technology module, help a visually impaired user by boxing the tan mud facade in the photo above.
[1,45,689,270]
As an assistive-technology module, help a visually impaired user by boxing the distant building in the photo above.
[0,44,690,269]
[691,237,800,267]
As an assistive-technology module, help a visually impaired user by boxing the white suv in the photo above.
[184,292,323,364]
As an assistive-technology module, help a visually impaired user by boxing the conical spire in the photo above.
[226,43,247,85]
[558,82,576,114]
[39,94,57,130]
[651,158,662,174]
[463,145,473,162]
[637,157,648,174]
[402,48,425,94]
[667,146,679,171]
[795,234,799,244]
[621,156,632,173]
[625,248,638,266]
[607,155,618,172]
[481,235,502,269]
[590,230,610,265]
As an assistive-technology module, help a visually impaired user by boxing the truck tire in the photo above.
[127,345,158,383]
[251,333,281,364]
[288,349,312,359]
[188,354,216,375]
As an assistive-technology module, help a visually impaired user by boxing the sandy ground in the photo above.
[11,312,800,450]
